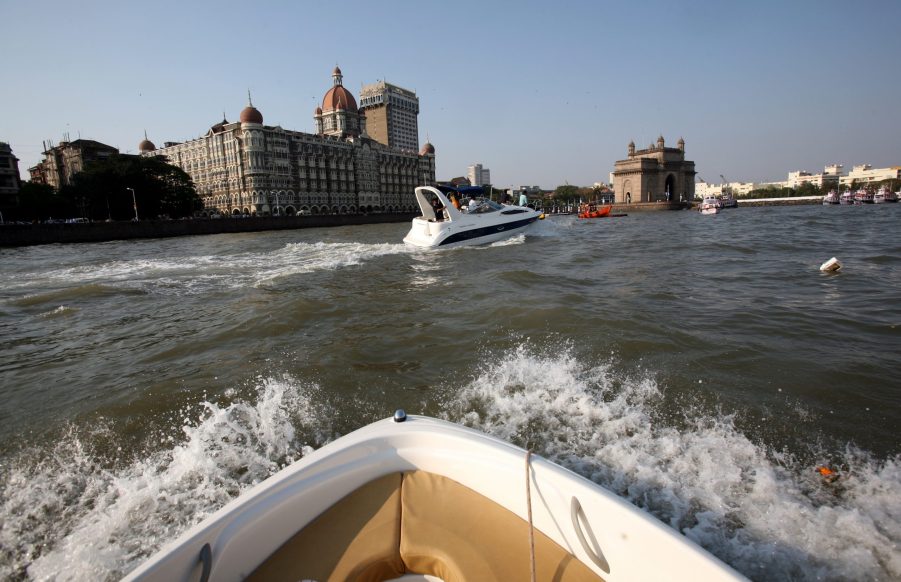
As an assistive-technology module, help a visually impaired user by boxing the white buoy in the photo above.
[820,257,842,272]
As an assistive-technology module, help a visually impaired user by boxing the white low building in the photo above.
[840,164,901,187]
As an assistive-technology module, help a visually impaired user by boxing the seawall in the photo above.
[0,213,415,247]
[735,196,822,207]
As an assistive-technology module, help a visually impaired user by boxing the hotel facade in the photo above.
[142,67,435,216]
[0,142,22,213]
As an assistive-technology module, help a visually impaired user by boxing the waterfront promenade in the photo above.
[0,213,415,247]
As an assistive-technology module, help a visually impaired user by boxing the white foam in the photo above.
[442,345,901,581]
[2,349,898,581]
[39,305,76,318]
[5,241,412,297]
[1,378,324,581]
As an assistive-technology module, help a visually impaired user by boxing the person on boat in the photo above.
[432,198,444,221]
[519,192,528,207]
[468,197,479,212]
[448,192,461,211]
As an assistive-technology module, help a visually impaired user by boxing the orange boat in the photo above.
[578,203,613,219]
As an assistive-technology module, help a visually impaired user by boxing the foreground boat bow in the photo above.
[125,413,746,582]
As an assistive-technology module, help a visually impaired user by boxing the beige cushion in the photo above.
[247,473,405,581]
[248,470,603,582]
[400,471,603,582]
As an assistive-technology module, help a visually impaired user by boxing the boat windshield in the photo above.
[468,199,503,214]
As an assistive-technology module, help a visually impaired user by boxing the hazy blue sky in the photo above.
[3,0,900,188]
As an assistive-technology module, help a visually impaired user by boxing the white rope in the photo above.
[526,449,536,582]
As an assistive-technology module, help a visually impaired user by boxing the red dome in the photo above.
[138,138,156,152]
[420,142,435,155]
[315,106,322,115]
[322,85,357,113]
[240,105,263,124]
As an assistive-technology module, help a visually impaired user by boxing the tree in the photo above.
[14,182,74,221]
[795,182,823,197]
[60,154,201,221]
[554,184,579,202]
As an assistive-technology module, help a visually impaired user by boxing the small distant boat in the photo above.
[719,193,738,208]
[577,203,613,219]
[699,201,720,215]
[840,191,854,205]
[702,196,723,209]
[124,413,746,582]
[853,189,874,204]
[873,186,898,203]
[822,190,840,205]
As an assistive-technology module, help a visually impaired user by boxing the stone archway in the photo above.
[665,174,676,201]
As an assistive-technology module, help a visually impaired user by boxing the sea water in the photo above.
[0,204,899,580]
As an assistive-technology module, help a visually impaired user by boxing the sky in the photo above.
[2,0,900,188]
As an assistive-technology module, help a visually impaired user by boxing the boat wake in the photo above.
[1,345,898,581]
[1,241,412,300]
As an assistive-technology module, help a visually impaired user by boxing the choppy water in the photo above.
[1,204,899,581]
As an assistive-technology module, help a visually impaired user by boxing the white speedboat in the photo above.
[822,190,840,205]
[699,201,720,215]
[124,412,746,582]
[403,185,544,248]
[873,186,898,203]
[702,196,723,209]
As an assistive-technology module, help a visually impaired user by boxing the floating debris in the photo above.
[816,465,840,483]
[820,257,842,272]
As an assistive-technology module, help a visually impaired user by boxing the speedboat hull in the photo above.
[403,186,543,248]
[404,214,540,248]
[124,414,746,582]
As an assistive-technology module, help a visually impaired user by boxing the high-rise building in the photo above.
[467,164,490,186]
[359,80,420,152]
[0,142,22,212]
[144,67,436,217]
[28,139,118,190]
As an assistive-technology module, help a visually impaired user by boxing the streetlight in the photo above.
[126,187,138,221]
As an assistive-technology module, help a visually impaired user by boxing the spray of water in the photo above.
[441,344,901,580]
[1,346,897,581]
[0,378,331,581]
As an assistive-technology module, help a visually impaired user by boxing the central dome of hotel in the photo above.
[322,66,358,113]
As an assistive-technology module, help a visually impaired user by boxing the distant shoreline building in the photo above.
[698,163,901,197]
[0,142,22,213]
[143,67,435,216]
[28,139,118,190]
[612,136,695,203]
[468,163,490,187]
[842,164,901,187]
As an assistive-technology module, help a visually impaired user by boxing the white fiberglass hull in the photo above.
[403,186,542,248]
[125,414,745,582]
[403,214,540,248]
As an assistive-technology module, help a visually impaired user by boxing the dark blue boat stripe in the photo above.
[438,216,538,246]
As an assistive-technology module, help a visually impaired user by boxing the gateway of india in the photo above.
[611,136,695,204]
[141,67,435,217]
